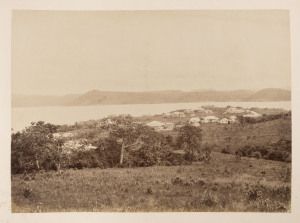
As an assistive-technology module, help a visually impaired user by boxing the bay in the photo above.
[11,101,291,132]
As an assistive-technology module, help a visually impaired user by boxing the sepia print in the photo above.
[11,10,291,212]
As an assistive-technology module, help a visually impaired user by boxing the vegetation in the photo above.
[11,108,292,212]
[237,112,291,124]
[11,152,291,212]
[11,116,203,174]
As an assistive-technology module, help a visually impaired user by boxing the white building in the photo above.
[171,111,186,118]
[189,117,201,127]
[219,118,230,124]
[201,116,220,123]
[163,112,171,117]
[62,140,96,154]
[53,132,74,138]
[223,107,245,114]
[164,123,174,130]
[146,121,165,131]
[204,110,213,114]
[229,116,237,123]
[243,111,261,118]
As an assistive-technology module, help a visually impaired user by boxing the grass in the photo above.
[11,152,291,212]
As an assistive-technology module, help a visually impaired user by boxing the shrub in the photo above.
[253,151,262,159]
[221,147,230,154]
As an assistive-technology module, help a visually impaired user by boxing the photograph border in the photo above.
[1,0,300,222]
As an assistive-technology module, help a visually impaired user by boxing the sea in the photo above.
[11,101,291,132]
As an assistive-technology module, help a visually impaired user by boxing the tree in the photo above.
[11,121,60,173]
[106,115,164,167]
[177,124,203,162]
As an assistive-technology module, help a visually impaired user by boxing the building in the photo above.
[223,107,245,114]
[62,140,97,154]
[219,118,230,124]
[171,111,186,118]
[189,117,201,127]
[53,132,74,138]
[205,110,213,114]
[146,121,165,131]
[243,111,261,118]
[229,116,237,123]
[164,123,174,130]
[163,112,171,117]
[201,116,219,123]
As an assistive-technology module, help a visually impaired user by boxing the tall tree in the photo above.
[11,121,60,173]
[106,115,163,166]
[177,125,203,162]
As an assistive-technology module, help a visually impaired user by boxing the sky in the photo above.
[11,10,291,95]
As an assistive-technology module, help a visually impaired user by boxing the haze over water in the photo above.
[12,101,291,132]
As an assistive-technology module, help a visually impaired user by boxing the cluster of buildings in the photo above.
[145,115,239,131]
[163,107,213,118]
[223,107,262,118]
[188,115,237,126]
[146,106,263,131]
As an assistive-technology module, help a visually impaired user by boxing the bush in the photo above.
[253,151,262,159]
[221,147,230,154]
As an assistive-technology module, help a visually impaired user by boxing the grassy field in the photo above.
[11,152,291,212]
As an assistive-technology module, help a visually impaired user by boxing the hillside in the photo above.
[12,88,291,107]
[244,88,291,101]
[11,152,291,212]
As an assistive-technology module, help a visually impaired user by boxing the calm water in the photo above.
[11,101,291,132]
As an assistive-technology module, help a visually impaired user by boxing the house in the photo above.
[229,116,237,123]
[105,119,115,125]
[53,132,74,138]
[204,110,213,114]
[201,116,219,123]
[163,112,171,117]
[175,124,184,130]
[164,123,174,130]
[223,107,245,114]
[243,111,261,118]
[146,121,165,131]
[219,118,230,124]
[189,117,201,127]
[62,140,97,154]
[171,111,186,118]
[85,144,97,150]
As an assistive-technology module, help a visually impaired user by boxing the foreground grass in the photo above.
[11,152,291,212]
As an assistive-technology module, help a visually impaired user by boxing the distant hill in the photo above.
[244,88,291,101]
[12,88,291,107]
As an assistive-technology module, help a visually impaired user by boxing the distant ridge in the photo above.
[244,88,291,102]
[12,88,291,107]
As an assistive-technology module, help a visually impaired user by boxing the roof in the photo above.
[146,121,165,127]
[172,150,186,155]
[204,116,219,119]
[189,117,200,122]
[243,111,261,117]
[220,118,229,121]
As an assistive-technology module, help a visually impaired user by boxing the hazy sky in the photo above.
[12,10,291,95]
